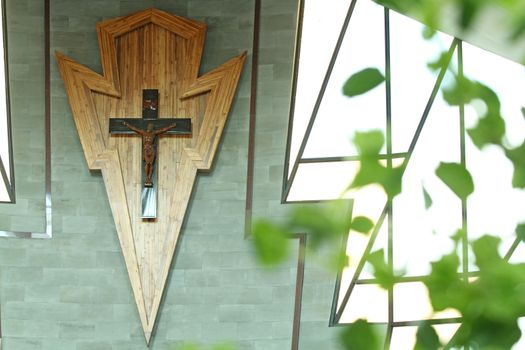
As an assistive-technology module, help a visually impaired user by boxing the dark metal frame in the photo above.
[283,0,525,348]
[243,1,306,349]
[0,0,14,204]
[244,0,260,237]
[0,0,51,238]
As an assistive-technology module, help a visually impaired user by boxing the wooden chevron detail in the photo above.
[56,8,246,344]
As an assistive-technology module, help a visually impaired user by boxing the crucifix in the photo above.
[109,89,192,219]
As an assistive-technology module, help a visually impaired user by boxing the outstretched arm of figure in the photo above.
[122,121,145,135]
[154,123,178,135]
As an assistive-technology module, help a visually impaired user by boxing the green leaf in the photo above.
[459,0,483,29]
[342,68,385,97]
[349,131,403,198]
[423,185,433,209]
[425,252,463,311]
[339,319,382,350]
[350,216,374,234]
[252,219,289,266]
[427,51,450,71]
[353,130,384,157]
[381,166,403,198]
[435,162,474,200]
[350,130,402,198]
[368,249,395,290]
[510,15,525,41]
[504,141,525,188]
[451,228,466,245]
[443,75,477,106]
[467,111,506,149]
[415,322,441,350]
[516,223,525,241]
[521,107,525,119]
[289,201,351,248]
[349,159,403,198]
[471,235,502,269]
[327,250,350,271]
[422,26,437,40]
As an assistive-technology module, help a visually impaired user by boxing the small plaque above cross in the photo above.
[109,89,192,219]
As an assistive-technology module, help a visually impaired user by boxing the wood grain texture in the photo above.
[56,8,246,344]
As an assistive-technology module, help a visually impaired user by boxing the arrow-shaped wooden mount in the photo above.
[56,8,246,344]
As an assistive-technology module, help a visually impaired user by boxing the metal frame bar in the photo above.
[291,234,306,350]
[299,153,407,164]
[0,0,14,204]
[384,8,394,349]
[0,155,13,203]
[242,1,307,349]
[244,0,261,236]
[0,0,51,239]
[458,41,470,281]
[281,0,305,199]
[333,317,463,328]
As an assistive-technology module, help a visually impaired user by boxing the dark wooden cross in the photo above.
[109,89,192,219]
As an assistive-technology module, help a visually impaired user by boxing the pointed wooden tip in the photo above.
[144,331,152,346]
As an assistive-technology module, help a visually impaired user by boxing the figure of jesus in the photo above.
[122,121,178,187]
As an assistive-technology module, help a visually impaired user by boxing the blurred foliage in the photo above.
[339,319,383,350]
[252,200,352,267]
[424,234,525,349]
[423,185,433,209]
[348,130,403,198]
[367,249,397,290]
[504,141,525,188]
[435,162,474,200]
[179,0,525,349]
[414,322,441,350]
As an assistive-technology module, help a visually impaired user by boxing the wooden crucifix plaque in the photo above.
[56,9,246,344]
[109,89,192,218]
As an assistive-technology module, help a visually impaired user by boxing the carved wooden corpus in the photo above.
[56,9,246,344]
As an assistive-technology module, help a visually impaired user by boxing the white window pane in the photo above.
[390,11,454,153]
[508,243,525,264]
[303,0,386,158]
[393,90,462,276]
[394,282,460,322]
[0,175,8,202]
[434,323,461,346]
[390,326,417,350]
[288,0,352,175]
[339,216,388,309]
[465,140,525,265]
[287,161,361,201]
[339,284,388,323]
